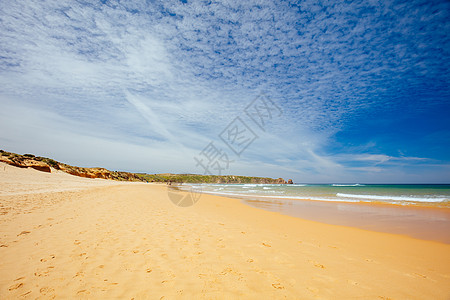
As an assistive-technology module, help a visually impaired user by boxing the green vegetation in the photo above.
[136,173,282,184]
[0,151,14,157]
[42,158,59,169]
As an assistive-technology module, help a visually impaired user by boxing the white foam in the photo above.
[200,190,362,203]
[332,184,364,187]
[336,193,448,203]
[184,185,449,204]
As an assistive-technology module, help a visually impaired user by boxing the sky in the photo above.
[0,0,449,183]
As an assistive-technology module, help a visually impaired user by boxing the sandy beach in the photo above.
[1,162,449,299]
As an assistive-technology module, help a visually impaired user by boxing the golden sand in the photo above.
[0,162,449,299]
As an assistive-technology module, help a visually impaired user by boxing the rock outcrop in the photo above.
[0,150,140,181]
[287,179,293,184]
[57,165,142,181]
[0,154,51,173]
[27,161,52,173]
[275,178,287,184]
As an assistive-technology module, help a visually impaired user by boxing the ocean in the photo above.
[190,183,450,206]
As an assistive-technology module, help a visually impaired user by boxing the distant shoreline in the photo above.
[0,149,291,184]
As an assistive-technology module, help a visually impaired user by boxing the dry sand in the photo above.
[0,162,449,299]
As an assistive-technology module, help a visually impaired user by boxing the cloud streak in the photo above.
[0,0,449,182]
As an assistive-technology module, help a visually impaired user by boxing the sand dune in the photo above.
[0,162,125,197]
[0,162,449,299]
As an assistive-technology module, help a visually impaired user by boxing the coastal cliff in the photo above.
[137,173,290,184]
[0,150,292,184]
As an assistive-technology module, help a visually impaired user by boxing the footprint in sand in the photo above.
[412,272,427,279]
[34,266,54,277]
[347,280,359,285]
[272,283,284,289]
[74,271,84,278]
[309,260,325,269]
[262,243,271,247]
[17,231,30,237]
[8,282,23,291]
[77,289,90,295]
[40,287,55,295]
[40,255,55,262]
[220,268,233,275]
[20,291,31,297]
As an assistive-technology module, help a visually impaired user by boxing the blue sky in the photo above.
[0,0,449,183]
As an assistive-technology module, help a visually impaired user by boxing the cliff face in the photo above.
[0,153,52,173]
[0,151,142,182]
[0,150,292,184]
[213,176,285,184]
[138,174,292,184]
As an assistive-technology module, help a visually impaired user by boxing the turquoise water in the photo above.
[190,184,450,205]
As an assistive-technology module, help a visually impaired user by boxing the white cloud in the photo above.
[0,0,448,182]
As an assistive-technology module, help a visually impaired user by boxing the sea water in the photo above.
[191,183,450,205]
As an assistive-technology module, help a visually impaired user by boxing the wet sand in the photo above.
[243,198,450,243]
[1,163,450,299]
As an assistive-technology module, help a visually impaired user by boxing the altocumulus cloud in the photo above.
[0,0,449,183]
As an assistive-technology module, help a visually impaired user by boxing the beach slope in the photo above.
[0,162,449,299]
